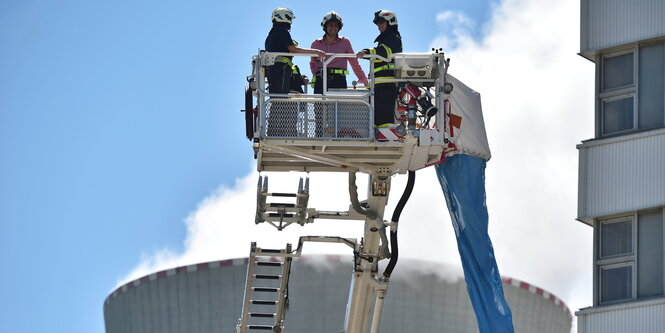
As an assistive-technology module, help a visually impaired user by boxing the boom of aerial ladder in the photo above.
[238,49,454,333]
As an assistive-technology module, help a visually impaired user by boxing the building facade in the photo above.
[104,256,572,333]
[576,0,665,332]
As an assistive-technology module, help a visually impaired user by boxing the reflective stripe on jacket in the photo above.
[363,30,402,84]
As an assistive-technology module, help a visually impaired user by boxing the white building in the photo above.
[576,0,665,332]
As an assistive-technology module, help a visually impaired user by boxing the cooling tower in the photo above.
[104,256,572,332]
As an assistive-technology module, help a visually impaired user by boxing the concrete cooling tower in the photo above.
[104,256,572,332]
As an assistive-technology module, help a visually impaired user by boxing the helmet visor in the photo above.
[373,11,386,24]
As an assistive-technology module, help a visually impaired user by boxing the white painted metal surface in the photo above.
[247,51,491,176]
[577,298,665,333]
[577,128,665,223]
[580,0,665,59]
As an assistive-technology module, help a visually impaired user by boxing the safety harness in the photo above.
[311,68,349,85]
[275,56,301,75]
[317,68,349,75]
[272,40,303,75]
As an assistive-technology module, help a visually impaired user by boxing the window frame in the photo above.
[598,216,635,260]
[596,215,637,305]
[599,262,634,304]
[595,208,665,306]
[597,41,665,137]
[599,49,637,136]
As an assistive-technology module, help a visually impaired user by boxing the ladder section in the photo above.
[256,175,309,230]
[237,243,293,333]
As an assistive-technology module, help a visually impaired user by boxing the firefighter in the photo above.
[309,11,368,94]
[265,8,325,94]
[356,9,402,127]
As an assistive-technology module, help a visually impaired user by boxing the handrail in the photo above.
[255,52,373,99]
[320,53,374,98]
[251,51,450,140]
[254,51,441,99]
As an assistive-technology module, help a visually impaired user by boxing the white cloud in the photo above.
[121,0,594,323]
[436,11,475,30]
[434,10,477,50]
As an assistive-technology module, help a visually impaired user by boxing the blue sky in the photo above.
[0,1,510,332]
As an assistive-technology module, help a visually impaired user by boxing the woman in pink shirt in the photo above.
[310,11,368,94]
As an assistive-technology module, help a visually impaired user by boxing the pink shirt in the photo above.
[310,36,368,84]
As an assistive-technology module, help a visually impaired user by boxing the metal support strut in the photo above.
[343,174,391,333]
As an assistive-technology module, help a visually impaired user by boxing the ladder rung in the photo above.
[252,287,279,292]
[249,312,276,318]
[259,249,282,254]
[270,192,296,197]
[256,261,282,267]
[247,325,275,330]
[269,203,295,208]
[251,300,278,305]
[268,212,294,217]
[254,274,280,280]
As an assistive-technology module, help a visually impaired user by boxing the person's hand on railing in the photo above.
[355,51,389,63]
[314,49,326,59]
[288,44,326,59]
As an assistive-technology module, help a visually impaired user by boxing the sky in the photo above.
[1,0,593,332]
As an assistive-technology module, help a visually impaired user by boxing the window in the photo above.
[597,217,634,304]
[639,44,665,130]
[602,97,634,134]
[638,211,664,298]
[601,264,633,302]
[603,52,634,90]
[600,52,635,136]
[596,209,664,305]
[600,219,632,257]
[598,43,665,137]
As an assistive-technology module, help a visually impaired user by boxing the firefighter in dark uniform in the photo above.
[356,9,402,127]
[265,7,325,94]
[264,8,325,136]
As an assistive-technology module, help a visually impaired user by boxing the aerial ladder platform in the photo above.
[238,49,454,333]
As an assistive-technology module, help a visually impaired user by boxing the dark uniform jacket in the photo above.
[264,24,306,93]
[363,30,402,82]
[265,25,293,57]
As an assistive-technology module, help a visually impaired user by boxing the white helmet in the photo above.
[272,7,295,24]
[321,11,343,31]
[373,9,398,26]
